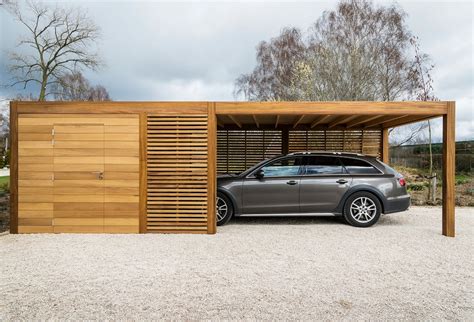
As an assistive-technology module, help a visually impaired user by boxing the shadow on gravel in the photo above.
[231,215,343,226]
[230,213,407,227]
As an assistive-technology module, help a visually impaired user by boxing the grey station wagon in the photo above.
[216,152,410,227]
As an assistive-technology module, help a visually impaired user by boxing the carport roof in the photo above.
[214,101,450,130]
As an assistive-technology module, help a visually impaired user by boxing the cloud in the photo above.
[0,0,472,141]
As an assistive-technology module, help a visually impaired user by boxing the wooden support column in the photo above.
[207,102,217,234]
[381,128,389,163]
[442,102,455,237]
[281,128,289,155]
[139,112,148,233]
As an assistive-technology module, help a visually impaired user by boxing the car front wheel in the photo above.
[343,192,381,227]
[216,192,233,226]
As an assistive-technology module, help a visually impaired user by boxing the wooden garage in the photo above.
[9,101,456,236]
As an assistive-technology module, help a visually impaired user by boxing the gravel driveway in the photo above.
[1,207,473,320]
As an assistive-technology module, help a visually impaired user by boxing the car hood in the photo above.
[217,173,239,180]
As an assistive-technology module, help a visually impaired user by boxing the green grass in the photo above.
[0,176,9,192]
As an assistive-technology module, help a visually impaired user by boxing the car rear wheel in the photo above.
[216,192,233,226]
[343,192,381,227]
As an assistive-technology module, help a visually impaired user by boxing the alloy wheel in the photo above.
[216,196,228,223]
[350,197,377,223]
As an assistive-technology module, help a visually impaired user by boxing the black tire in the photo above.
[216,192,234,226]
[343,191,382,228]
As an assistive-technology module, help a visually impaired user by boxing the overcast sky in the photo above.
[0,0,472,141]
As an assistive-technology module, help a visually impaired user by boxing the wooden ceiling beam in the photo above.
[293,115,306,129]
[310,115,330,128]
[228,115,242,128]
[363,115,408,128]
[275,115,280,129]
[327,115,358,129]
[346,115,382,129]
[252,115,260,128]
[383,115,440,129]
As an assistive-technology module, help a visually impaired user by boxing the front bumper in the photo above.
[384,195,411,214]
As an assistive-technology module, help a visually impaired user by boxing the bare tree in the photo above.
[5,1,101,101]
[87,85,110,101]
[53,71,110,101]
[409,36,439,202]
[236,0,421,102]
[234,28,306,101]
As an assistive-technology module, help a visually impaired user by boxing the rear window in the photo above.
[304,156,344,175]
[340,158,380,174]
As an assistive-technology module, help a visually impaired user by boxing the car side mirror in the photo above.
[255,169,265,179]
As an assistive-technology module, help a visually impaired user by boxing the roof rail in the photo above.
[288,151,365,156]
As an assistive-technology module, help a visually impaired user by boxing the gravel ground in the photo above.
[0,207,473,320]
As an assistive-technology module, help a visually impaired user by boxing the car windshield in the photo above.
[239,157,277,177]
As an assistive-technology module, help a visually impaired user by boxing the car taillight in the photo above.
[398,178,406,186]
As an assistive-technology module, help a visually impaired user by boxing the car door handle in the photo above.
[286,180,298,185]
[336,179,348,184]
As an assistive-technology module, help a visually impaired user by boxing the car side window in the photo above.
[340,158,380,174]
[304,156,344,175]
[260,157,302,177]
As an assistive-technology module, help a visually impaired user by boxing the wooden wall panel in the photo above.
[147,115,209,233]
[217,129,382,174]
[17,114,139,233]
[217,130,282,174]
[52,123,105,233]
[17,117,53,233]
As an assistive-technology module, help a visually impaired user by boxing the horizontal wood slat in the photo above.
[217,129,382,174]
[217,130,282,174]
[17,114,139,234]
[147,115,209,233]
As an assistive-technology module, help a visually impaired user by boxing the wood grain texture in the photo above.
[139,113,148,233]
[146,114,209,233]
[16,102,208,114]
[16,114,139,234]
[215,101,448,115]
[382,128,389,164]
[207,103,217,234]
[442,102,456,237]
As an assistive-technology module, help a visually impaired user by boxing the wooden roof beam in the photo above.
[252,115,260,128]
[275,115,280,129]
[293,115,306,129]
[346,115,383,129]
[327,115,358,129]
[216,116,225,128]
[310,115,330,129]
[228,115,242,128]
[364,115,408,128]
[383,115,440,129]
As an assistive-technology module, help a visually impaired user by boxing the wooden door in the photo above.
[17,114,140,233]
[53,123,105,233]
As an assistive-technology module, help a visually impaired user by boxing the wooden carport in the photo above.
[9,101,455,236]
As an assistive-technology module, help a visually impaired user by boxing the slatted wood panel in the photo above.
[289,130,381,156]
[147,115,209,233]
[17,114,139,233]
[217,130,282,174]
[217,129,382,174]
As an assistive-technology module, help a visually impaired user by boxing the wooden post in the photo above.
[442,102,455,237]
[281,128,289,155]
[139,112,148,233]
[382,128,389,163]
[9,101,18,234]
[207,102,217,234]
